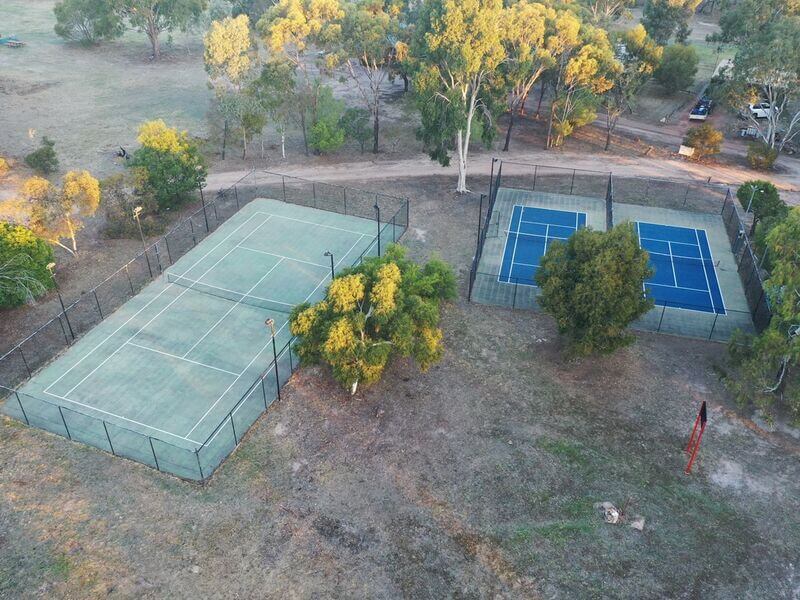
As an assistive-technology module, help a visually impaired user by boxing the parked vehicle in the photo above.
[689,96,713,121]
[749,102,774,119]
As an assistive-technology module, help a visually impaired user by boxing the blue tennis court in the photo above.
[635,222,725,314]
[498,205,587,286]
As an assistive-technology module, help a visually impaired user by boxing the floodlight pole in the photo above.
[47,262,74,340]
[266,318,281,401]
[197,165,210,233]
[746,186,763,213]
[324,251,335,280]
[133,206,153,279]
[374,202,381,255]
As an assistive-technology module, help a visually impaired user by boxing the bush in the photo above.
[654,45,698,94]
[0,222,55,308]
[536,223,653,356]
[129,120,207,211]
[309,86,346,154]
[24,137,59,175]
[736,180,785,222]
[339,107,372,153]
[683,124,723,160]
[0,157,8,176]
[747,142,779,170]
[101,172,162,238]
[53,0,124,44]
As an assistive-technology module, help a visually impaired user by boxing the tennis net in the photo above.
[166,273,295,315]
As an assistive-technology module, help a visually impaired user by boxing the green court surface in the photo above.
[5,199,382,479]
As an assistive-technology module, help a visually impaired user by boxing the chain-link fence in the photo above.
[1,171,408,481]
[468,159,771,341]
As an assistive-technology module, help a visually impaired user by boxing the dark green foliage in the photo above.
[0,222,55,309]
[24,137,59,175]
[747,142,779,170]
[339,107,372,153]
[101,172,162,238]
[53,0,125,44]
[129,140,206,211]
[654,44,698,94]
[308,86,345,154]
[642,0,699,45]
[736,180,786,224]
[536,223,653,356]
[230,0,270,22]
[683,124,723,159]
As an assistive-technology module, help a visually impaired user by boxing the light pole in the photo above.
[265,318,281,401]
[133,206,153,279]
[374,202,381,255]
[47,262,74,340]
[746,186,763,213]
[324,251,335,280]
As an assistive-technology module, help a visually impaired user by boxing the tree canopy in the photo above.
[204,14,253,88]
[536,223,653,355]
[290,245,456,393]
[118,0,208,59]
[0,222,54,309]
[53,0,125,44]
[653,44,698,93]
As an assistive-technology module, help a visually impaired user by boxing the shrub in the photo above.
[536,223,653,356]
[24,137,59,175]
[654,45,698,94]
[129,120,207,211]
[683,124,723,160]
[101,172,162,238]
[53,0,124,44]
[0,222,55,308]
[0,157,8,176]
[747,142,779,170]
[340,107,372,153]
[309,86,346,154]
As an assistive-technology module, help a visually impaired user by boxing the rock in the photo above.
[190,565,201,574]
[630,516,645,531]
[595,501,620,524]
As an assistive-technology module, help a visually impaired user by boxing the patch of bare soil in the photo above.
[1,175,798,599]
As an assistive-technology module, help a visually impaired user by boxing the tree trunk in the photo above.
[222,120,228,160]
[300,110,309,156]
[66,217,77,254]
[281,129,286,159]
[535,80,546,119]
[604,125,612,151]
[147,17,160,60]
[518,92,528,116]
[402,73,409,92]
[546,102,556,149]
[456,130,468,194]
[372,109,379,154]
[503,109,515,152]
[242,128,247,160]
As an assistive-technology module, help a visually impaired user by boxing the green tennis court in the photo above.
[6,199,384,479]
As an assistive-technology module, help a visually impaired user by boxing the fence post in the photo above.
[18,347,31,378]
[532,165,538,191]
[148,437,160,471]
[392,215,397,243]
[57,315,69,344]
[230,416,238,444]
[312,182,317,208]
[282,176,287,202]
[709,313,719,340]
[234,185,240,210]
[58,406,71,439]
[201,186,210,233]
[14,391,29,425]
[102,421,116,455]
[261,377,268,410]
[93,290,104,320]
[196,450,204,481]
[343,188,348,215]
[189,218,198,247]
[124,264,135,294]
[164,235,173,264]
[273,358,281,402]
[683,185,691,206]
[154,243,163,274]
[569,169,576,195]
[657,304,667,331]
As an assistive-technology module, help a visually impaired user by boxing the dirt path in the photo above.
[205,146,800,204]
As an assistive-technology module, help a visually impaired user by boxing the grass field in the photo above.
[1,175,798,598]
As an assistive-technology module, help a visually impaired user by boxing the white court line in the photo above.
[507,207,524,281]
[181,258,285,358]
[42,390,202,445]
[44,212,271,395]
[694,228,717,313]
[127,342,240,376]
[171,279,293,309]
[184,231,369,439]
[667,242,678,288]
[238,245,330,269]
[253,210,371,237]
[646,282,710,293]
[61,216,273,398]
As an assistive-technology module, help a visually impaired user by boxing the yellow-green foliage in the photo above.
[0,157,8,176]
[204,14,253,86]
[290,245,456,392]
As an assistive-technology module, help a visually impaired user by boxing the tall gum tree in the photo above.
[411,0,506,194]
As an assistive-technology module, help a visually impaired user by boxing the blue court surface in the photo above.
[635,222,725,315]
[498,205,587,286]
